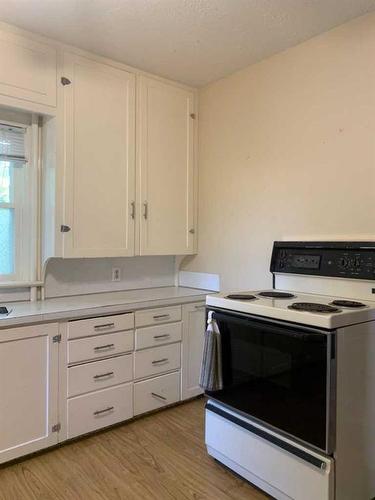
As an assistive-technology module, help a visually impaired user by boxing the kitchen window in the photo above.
[0,118,38,282]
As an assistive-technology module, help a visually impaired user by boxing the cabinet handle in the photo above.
[153,334,171,339]
[189,228,195,234]
[152,358,169,365]
[195,305,205,310]
[143,202,148,219]
[94,343,115,351]
[93,406,114,416]
[130,201,135,219]
[93,371,114,380]
[153,314,170,320]
[151,392,167,401]
[94,322,115,331]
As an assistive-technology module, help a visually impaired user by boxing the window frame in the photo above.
[0,117,39,283]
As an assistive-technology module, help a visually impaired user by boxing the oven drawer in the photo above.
[68,330,134,365]
[68,313,134,339]
[135,306,181,328]
[67,383,133,439]
[134,343,181,380]
[67,353,133,398]
[135,322,182,350]
[134,371,180,416]
[205,403,333,500]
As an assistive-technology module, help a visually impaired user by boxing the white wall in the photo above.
[44,256,176,298]
[182,12,375,291]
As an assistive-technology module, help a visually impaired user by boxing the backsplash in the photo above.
[43,256,176,298]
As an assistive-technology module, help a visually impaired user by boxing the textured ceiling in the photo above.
[1,0,375,86]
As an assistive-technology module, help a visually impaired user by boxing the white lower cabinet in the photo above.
[67,353,133,398]
[0,323,59,464]
[68,330,134,364]
[135,322,182,350]
[181,302,205,400]
[0,298,206,464]
[134,371,180,416]
[67,383,133,439]
[134,342,181,380]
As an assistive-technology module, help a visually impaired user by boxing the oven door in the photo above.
[207,309,335,454]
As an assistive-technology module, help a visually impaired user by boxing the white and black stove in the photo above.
[205,241,375,500]
[209,289,375,329]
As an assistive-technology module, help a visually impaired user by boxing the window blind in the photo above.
[0,123,27,165]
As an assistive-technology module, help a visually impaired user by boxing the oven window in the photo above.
[208,312,330,451]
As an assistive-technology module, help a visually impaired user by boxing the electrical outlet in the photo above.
[112,267,121,282]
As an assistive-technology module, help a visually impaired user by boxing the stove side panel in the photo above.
[335,322,375,500]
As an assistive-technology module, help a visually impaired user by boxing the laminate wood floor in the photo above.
[0,397,269,500]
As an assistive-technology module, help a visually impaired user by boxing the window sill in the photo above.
[0,281,43,289]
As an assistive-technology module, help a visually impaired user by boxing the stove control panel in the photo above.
[271,242,375,280]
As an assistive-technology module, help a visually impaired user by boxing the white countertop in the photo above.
[0,287,209,329]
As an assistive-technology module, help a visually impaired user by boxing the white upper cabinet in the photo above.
[137,76,196,255]
[0,29,57,108]
[61,53,136,257]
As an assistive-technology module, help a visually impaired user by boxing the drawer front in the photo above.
[68,330,134,365]
[135,322,182,351]
[67,383,133,439]
[134,343,181,380]
[134,371,180,416]
[135,306,181,328]
[205,408,333,500]
[68,313,134,340]
[68,353,133,398]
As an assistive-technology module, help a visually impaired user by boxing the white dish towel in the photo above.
[199,311,223,391]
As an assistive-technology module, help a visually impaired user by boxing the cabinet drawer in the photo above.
[68,353,133,398]
[134,371,180,416]
[68,331,134,365]
[67,383,133,439]
[135,322,182,351]
[134,343,181,380]
[67,313,134,340]
[135,306,181,328]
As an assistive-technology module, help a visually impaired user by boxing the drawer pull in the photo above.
[94,343,115,351]
[153,314,170,320]
[93,406,114,416]
[152,358,169,365]
[93,371,114,380]
[195,305,205,310]
[151,392,167,401]
[153,334,171,340]
[94,322,115,331]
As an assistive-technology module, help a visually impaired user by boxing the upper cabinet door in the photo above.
[138,77,196,255]
[0,30,57,108]
[62,53,136,257]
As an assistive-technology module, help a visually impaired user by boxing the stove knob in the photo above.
[339,257,348,268]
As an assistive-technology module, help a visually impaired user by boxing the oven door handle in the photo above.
[213,311,325,340]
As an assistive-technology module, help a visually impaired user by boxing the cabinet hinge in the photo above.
[190,113,196,120]
[61,77,71,86]
[53,334,61,343]
[52,423,61,433]
[60,225,71,233]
